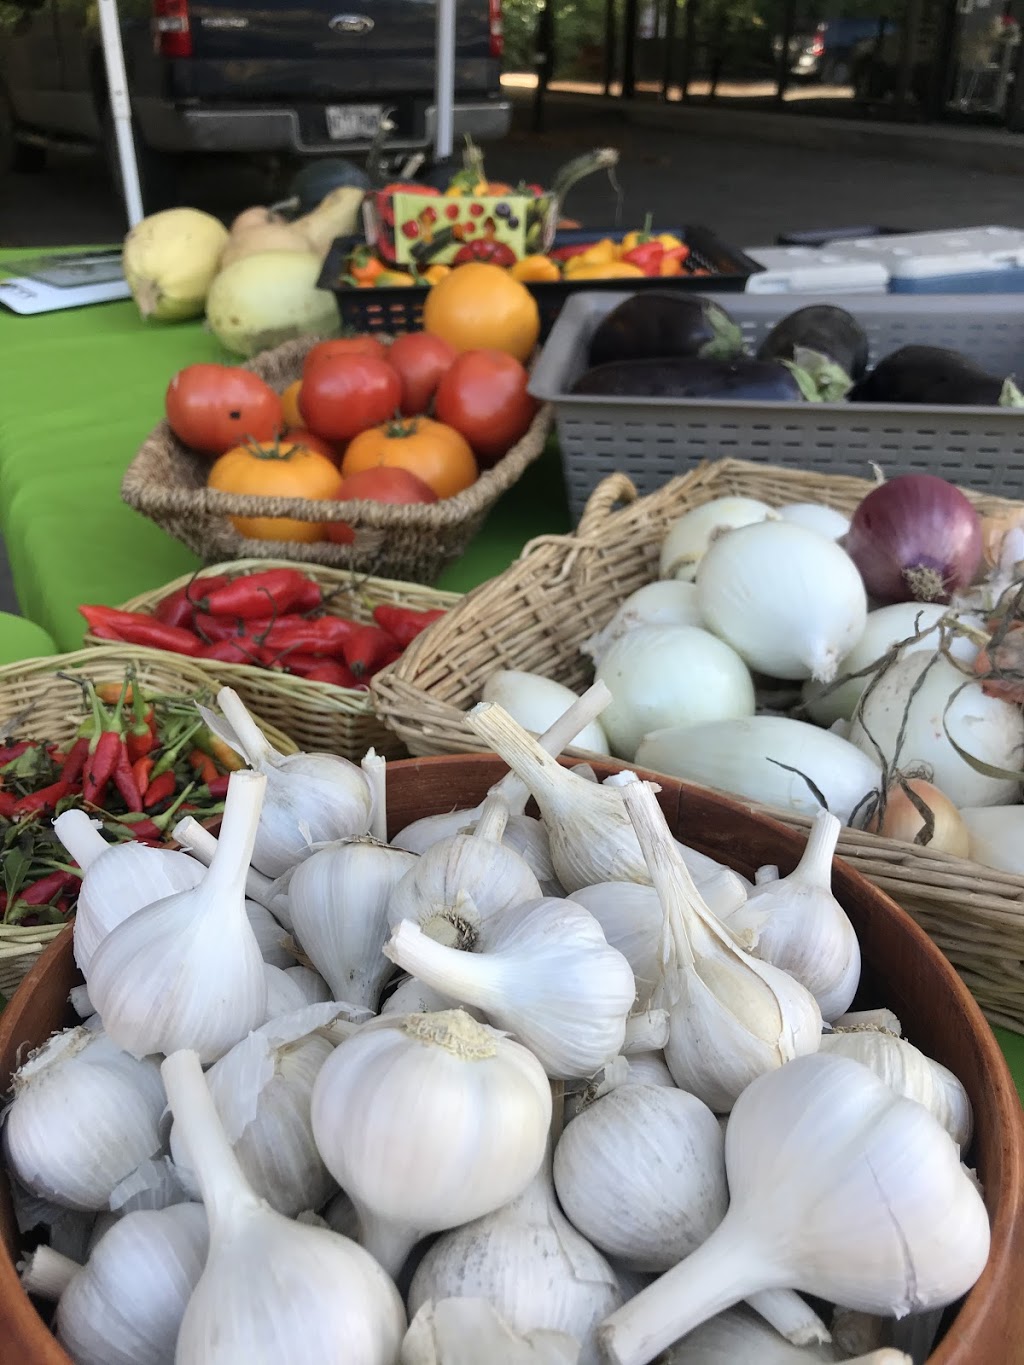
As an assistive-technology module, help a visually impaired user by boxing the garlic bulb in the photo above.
[819,1028,973,1149]
[402,1298,582,1365]
[697,519,868,683]
[466,702,746,904]
[54,809,203,974]
[108,1155,191,1215]
[483,669,611,755]
[162,1048,406,1364]
[598,1053,991,1365]
[21,1204,209,1365]
[553,1081,727,1272]
[620,776,822,1112]
[660,497,777,581]
[408,1154,622,1365]
[310,1009,552,1276]
[245,899,297,969]
[288,837,416,1009]
[3,1026,165,1211]
[385,898,636,1079]
[380,975,475,1017]
[170,1003,343,1216]
[87,770,268,1063]
[201,687,372,876]
[658,1305,910,1364]
[622,1052,675,1087]
[583,581,702,665]
[834,1007,902,1036]
[720,810,860,1021]
[387,796,543,950]
[263,964,316,1019]
[567,883,671,1009]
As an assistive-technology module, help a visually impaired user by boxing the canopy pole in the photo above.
[97,0,144,227]
[434,0,456,161]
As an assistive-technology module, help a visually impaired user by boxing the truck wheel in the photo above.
[102,107,179,213]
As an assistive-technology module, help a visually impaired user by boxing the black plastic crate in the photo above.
[317,225,762,340]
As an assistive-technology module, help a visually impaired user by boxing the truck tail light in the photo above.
[153,0,193,58]
[488,0,503,59]
[810,24,825,57]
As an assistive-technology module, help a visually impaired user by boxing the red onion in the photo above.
[842,473,982,605]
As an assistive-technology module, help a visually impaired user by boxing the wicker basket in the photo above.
[85,559,460,759]
[0,647,297,997]
[121,336,554,584]
[373,457,1024,1032]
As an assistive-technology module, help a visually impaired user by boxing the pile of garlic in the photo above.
[2,683,991,1365]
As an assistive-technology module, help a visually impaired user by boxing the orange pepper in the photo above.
[659,255,684,277]
[422,264,451,285]
[510,255,561,283]
[132,755,154,799]
[96,681,133,704]
[347,249,386,286]
[188,748,219,785]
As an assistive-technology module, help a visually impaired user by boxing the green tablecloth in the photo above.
[1,251,1022,1101]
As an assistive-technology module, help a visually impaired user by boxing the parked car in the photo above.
[775,17,894,85]
[0,0,511,195]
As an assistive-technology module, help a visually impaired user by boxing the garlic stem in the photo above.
[792,809,840,888]
[362,750,387,844]
[473,793,510,844]
[201,771,265,895]
[19,1245,79,1300]
[490,681,613,811]
[622,1011,670,1055]
[599,1217,774,1365]
[173,816,277,908]
[747,1290,830,1347]
[754,865,780,885]
[386,920,504,1014]
[51,811,109,871]
[217,686,277,764]
[160,1050,261,1230]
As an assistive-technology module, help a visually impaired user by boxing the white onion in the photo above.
[958,806,1024,872]
[696,521,867,683]
[776,502,850,540]
[635,715,881,825]
[206,252,339,358]
[659,498,776,582]
[583,582,702,665]
[595,626,754,760]
[481,671,610,756]
[803,604,983,726]
[847,653,1024,808]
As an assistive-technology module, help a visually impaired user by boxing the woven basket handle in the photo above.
[577,474,638,537]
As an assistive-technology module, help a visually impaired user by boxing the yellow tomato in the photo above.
[207,439,343,542]
[423,262,540,363]
[510,255,561,283]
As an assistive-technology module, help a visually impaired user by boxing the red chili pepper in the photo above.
[111,743,144,813]
[302,660,361,687]
[17,871,80,907]
[550,242,596,263]
[59,736,90,786]
[188,749,220,786]
[201,569,321,620]
[144,771,177,810]
[372,604,447,649]
[272,652,323,677]
[133,755,154,799]
[79,606,202,657]
[155,574,232,629]
[13,779,73,817]
[83,732,121,806]
[342,624,398,678]
[260,616,358,658]
[203,774,231,799]
[190,612,253,644]
[364,645,403,679]
[0,791,17,819]
[0,741,32,767]
[621,241,665,276]
[126,691,156,765]
[197,639,272,667]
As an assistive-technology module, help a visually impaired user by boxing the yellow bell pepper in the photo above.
[422,264,451,285]
[565,262,646,280]
[656,232,685,250]
[374,269,417,287]
[564,238,620,273]
[510,255,561,283]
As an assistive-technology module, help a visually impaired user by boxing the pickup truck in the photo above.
[0,0,511,196]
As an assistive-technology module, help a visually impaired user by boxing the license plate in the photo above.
[326,104,384,140]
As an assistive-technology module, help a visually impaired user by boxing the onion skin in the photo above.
[864,779,970,857]
[842,474,983,606]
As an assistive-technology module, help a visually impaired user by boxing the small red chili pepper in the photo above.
[0,741,32,767]
[372,604,447,649]
[83,732,121,806]
[13,779,73,817]
[126,692,157,765]
[260,616,358,658]
[112,743,144,813]
[144,771,177,810]
[59,736,90,786]
[201,569,321,619]
[155,574,232,629]
[203,775,231,799]
[132,755,154,799]
[364,645,403,679]
[0,791,17,819]
[17,870,80,907]
[188,749,220,786]
[302,660,361,687]
[197,639,272,667]
[79,606,202,657]
[191,612,252,644]
[342,624,398,678]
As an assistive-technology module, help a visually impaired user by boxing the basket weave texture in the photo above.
[0,647,297,997]
[87,559,460,759]
[373,457,1024,1032]
[121,336,554,584]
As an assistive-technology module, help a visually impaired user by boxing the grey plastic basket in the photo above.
[528,291,1024,522]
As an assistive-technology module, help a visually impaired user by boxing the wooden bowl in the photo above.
[2,755,1022,1362]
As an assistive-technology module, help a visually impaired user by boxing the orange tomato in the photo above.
[207,438,343,542]
[341,417,477,500]
[280,379,303,428]
[423,262,540,364]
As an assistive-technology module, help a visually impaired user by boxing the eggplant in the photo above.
[849,345,1024,407]
[757,304,869,380]
[571,355,808,402]
[587,293,745,368]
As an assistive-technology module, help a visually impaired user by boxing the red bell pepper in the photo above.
[621,241,665,277]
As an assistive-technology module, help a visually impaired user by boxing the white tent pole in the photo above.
[97,0,145,227]
[434,0,456,160]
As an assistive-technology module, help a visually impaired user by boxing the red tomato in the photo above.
[299,356,402,443]
[303,336,389,373]
[283,428,339,463]
[387,332,457,416]
[433,350,539,467]
[327,465,439,545]
[165,365,283,456]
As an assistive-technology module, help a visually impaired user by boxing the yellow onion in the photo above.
[865,779,970,857]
